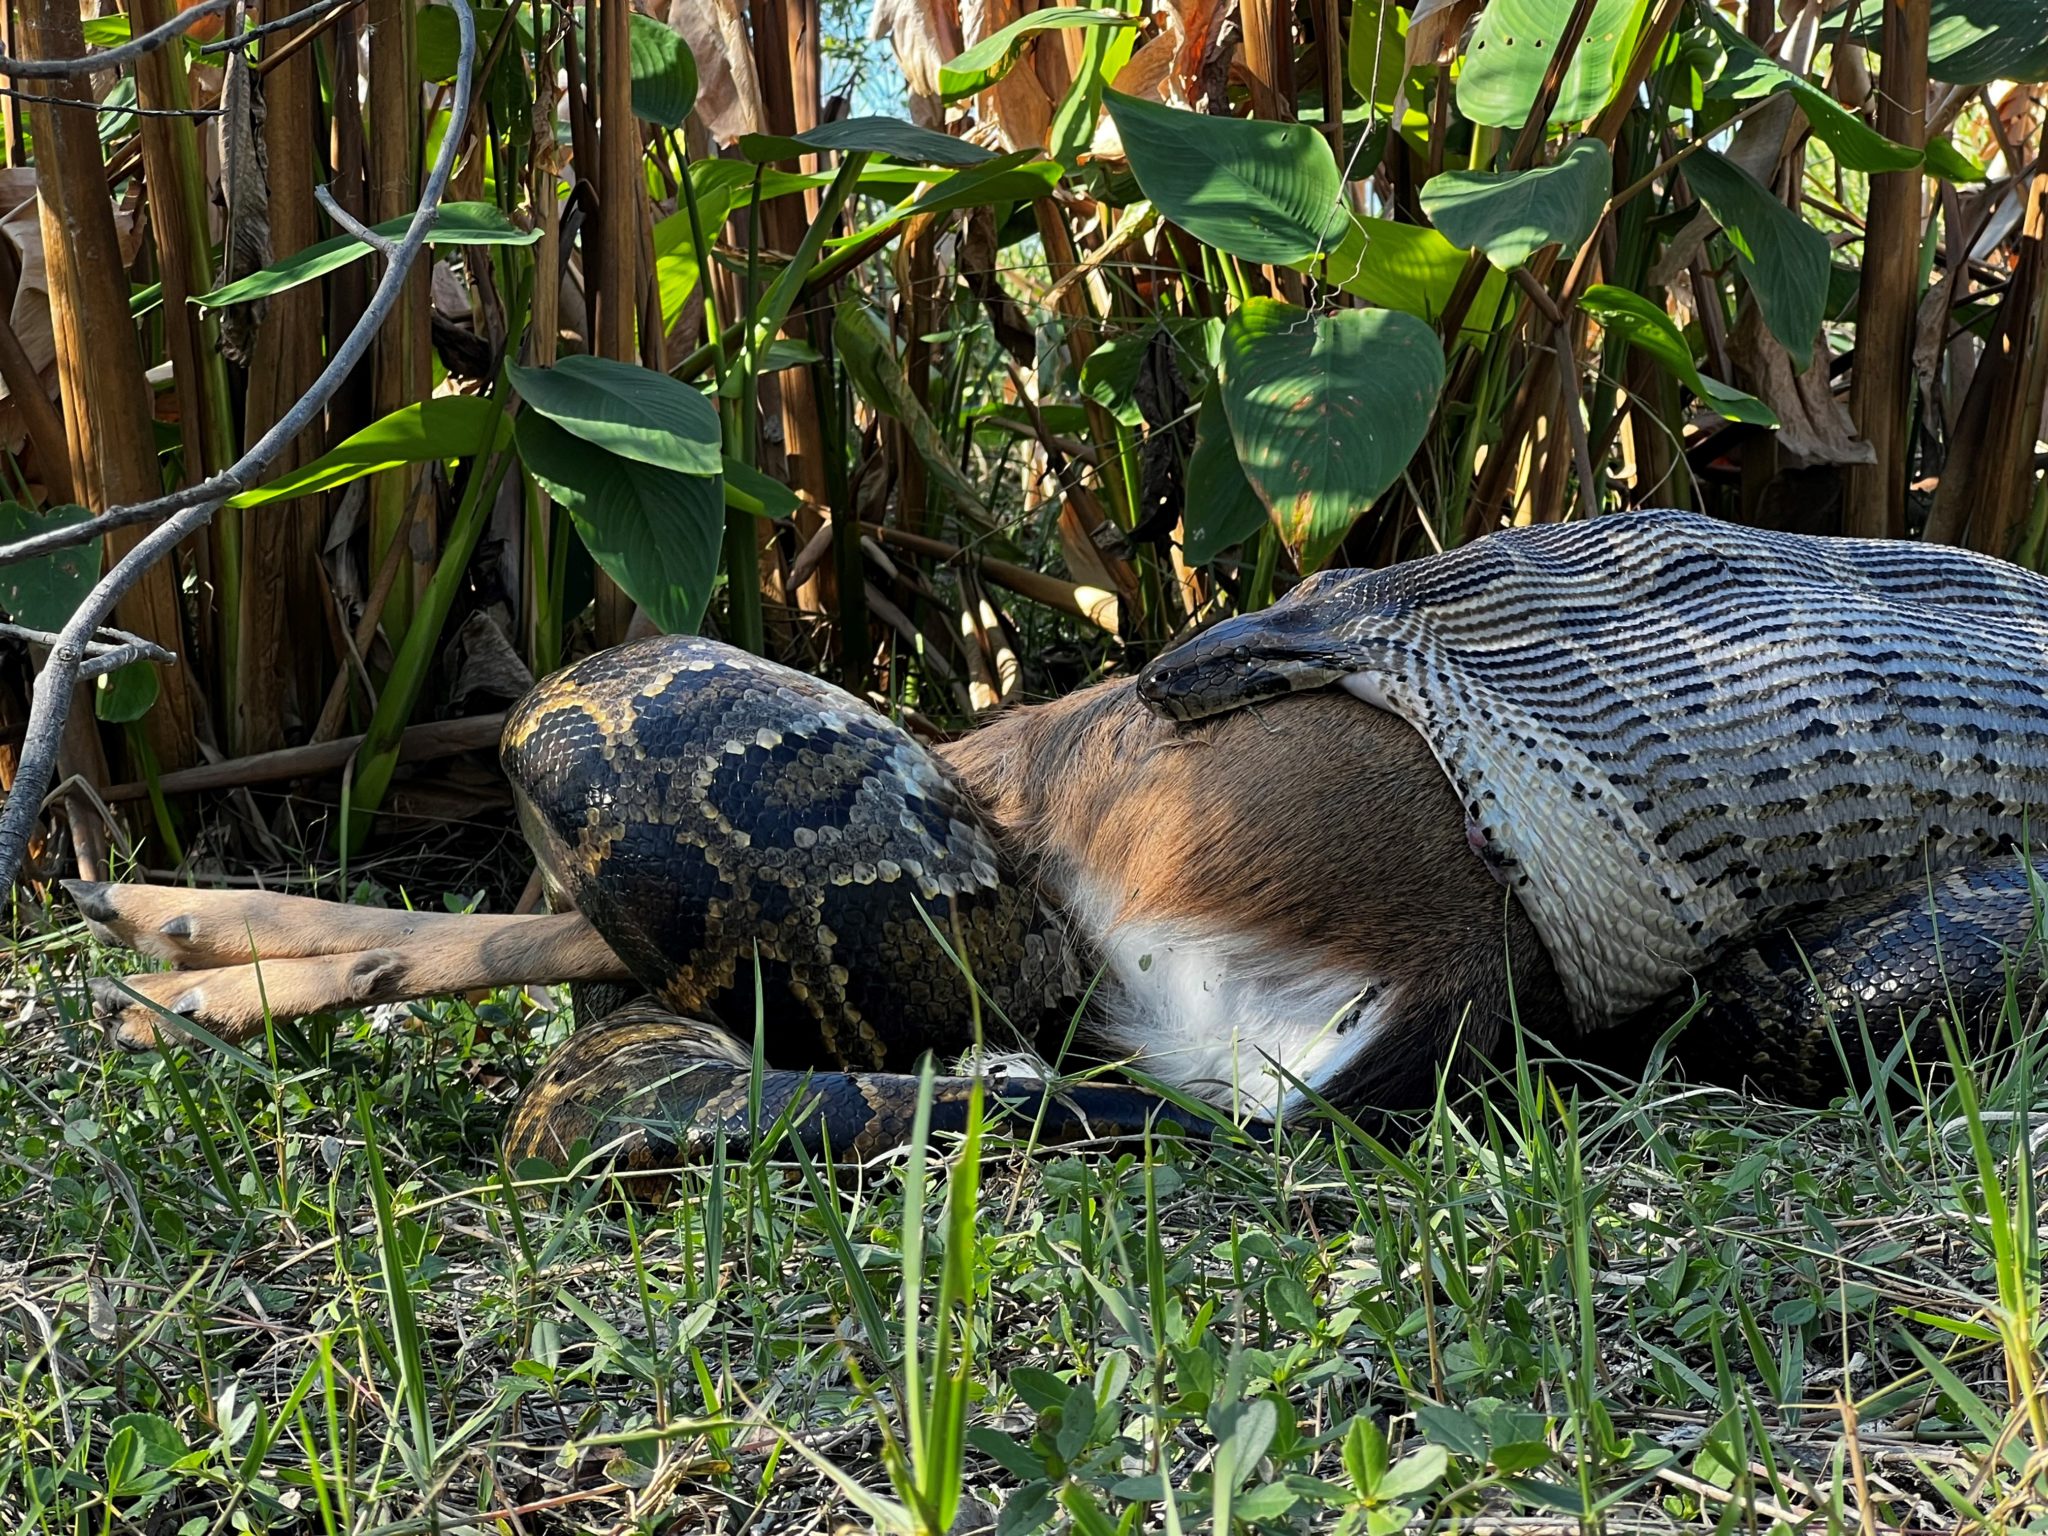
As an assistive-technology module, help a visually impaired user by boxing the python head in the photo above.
[1136,575,1363,722]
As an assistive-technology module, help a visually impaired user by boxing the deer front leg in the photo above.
[69,883,632,1048]
[65,880,559,968]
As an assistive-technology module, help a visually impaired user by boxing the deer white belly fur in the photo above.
[1064,874,1397,1119]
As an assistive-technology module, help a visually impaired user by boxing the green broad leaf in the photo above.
[1578,284,1777,426]
[1183,387,1269,565]
[939,8,1136,99]
[193,202,541,308]
[0,502,97,630]
[1457,0,1648,128]
[1104,90,1347,266]
[827,152,1063,249]
[739,116,995,167]
[1376,1445,1450,1501]
[1221,298,1444,570]
[629,12,698,127]
[515,413,723,635]
[1320,214,1510,328]
[1420,138,1611,269]
[723,456,800,518]
[229,396,513,508]
[102,1425,144,1496]
[95,660,160,725]
[1347,0,1408,116]
[108,1413,188,1469]
[1412,1400,1489,1462]
[417,4,513,82]
[1048,5,1139,168]
[1343,1415,1390,1494]
[1711,18,1921,173]
[1077,335,1148,428]
[1909,0,2048,85]
[652,211,704,333]
[508,355,721,476]
[1681,148,1829,369]
[1924,134,1988,183]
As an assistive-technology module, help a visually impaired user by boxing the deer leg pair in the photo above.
[66,881,632,1049]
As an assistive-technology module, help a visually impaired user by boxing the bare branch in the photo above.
[0,0,235,79]
[0,622,174,666]
[0,0,480,892]
[198,0,356,54]
[315,184,399,257]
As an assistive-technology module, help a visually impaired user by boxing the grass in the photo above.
[2,893,2046,1534]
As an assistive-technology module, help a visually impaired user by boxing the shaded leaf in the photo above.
[1682,148,1828,369]
[229,397,513,508]
[1421,138,1611,269]
[508,355,721,475]
[0,502,97,630]
[514,414,723,635]
[417,4,513,82]
[1457,0,1647,127]
[724,455,800,518]
[940,8,1136,100]
[1221,299,1444,570]
[1104,90,1347,266]
[629,12,699,127]
[739,116,995,166]
[95,661,159,725]
[1182,388,1268,565]
[1579,284,1777,425]
[193,203,541,308]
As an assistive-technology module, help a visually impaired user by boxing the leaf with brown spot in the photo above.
[1219,299,1444,571]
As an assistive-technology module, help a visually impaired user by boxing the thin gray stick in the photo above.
[0,0,234,79]
[0,0,477,892]
[197,0,354,54]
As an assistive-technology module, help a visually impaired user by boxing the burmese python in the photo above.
[499,638,1204,1176]
[503,511,2048,1172]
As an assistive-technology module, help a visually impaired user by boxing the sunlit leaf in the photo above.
[229,397,514,508]
[1421,139,1611,269]
[939,8,1136,100]
[1221,298,1444,570]
[508,355,721,475]
[1457,0,1648,128]
[739,116,995,166]
[1578,284,1777,426]
[1320,214,1511,329]
[1105,90,1346,266]
[1710,17,1921,173]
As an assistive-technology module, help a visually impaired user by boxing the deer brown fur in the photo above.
[73,681,1563,1104]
